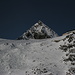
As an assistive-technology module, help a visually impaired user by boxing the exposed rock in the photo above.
[17,20,58,40]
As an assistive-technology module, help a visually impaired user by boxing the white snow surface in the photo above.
[0,33,75,75]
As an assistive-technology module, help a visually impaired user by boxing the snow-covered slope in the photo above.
[0,31,75,75]
[63,30,75,35]
[17,21,58,40]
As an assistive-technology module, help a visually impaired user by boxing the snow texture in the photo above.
[0,25,75,75]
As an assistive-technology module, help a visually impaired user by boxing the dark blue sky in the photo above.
[0,0,75,39]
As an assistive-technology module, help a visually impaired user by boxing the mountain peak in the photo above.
[34,20,45,27]
[17,21,58,40]
[38,20,43,25]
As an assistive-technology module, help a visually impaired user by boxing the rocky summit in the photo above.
[17,20,58,40]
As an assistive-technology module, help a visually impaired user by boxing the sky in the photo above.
[0,0,75,39]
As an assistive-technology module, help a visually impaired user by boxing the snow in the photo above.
[0,34,73,75]
[0,29,75,75]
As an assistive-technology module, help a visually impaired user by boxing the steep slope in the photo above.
[0,31,75,75]
[59,31,75,75]
[17,21,58,40]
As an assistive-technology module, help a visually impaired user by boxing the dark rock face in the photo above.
[17,21,58,40]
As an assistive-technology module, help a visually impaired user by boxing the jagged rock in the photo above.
[17,20,58,40]
[69,67,75,74]
[59,32,75,75]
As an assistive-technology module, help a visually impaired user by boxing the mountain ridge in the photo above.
[0,21,75,75]
[0,30,75,75]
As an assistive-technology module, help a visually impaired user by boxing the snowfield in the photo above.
[0,32,75,75]
[0,20,75,75]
